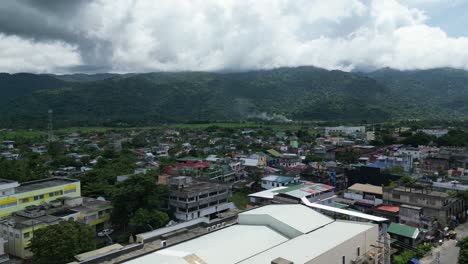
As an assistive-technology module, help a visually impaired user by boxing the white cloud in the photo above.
[2,0,468,72]
[0,34,81,73]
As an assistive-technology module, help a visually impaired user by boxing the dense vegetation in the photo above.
[30,220,96,264]
[2,67,468,127]
[459,236,468,264]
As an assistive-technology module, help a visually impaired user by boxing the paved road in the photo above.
[420,223,468,264]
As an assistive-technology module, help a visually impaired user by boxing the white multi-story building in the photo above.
[325,126,366,137]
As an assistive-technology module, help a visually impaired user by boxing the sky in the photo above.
[1,0,468,73]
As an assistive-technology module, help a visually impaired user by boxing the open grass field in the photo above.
[0,121,318,141]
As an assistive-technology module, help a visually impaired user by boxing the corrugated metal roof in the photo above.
[348,183,383,195]
[388,223,419,239]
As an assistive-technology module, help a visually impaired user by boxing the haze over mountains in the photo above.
[1,67,468,128]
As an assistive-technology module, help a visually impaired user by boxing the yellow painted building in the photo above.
[0,178,81,218]
[0,178,86,259]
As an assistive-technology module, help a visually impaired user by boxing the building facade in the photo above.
[383,185,465,226]
[168,176,234,221]
[0,178,81,218]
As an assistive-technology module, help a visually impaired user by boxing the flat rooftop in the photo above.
[348,183,383,195]
[262,175,295,183]
[274,182,334,198]
[170,181,228,194]
[16,177,79,193]
[389,187,450,198]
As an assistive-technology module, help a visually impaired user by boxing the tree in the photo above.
[459,236,468,264]
[47,141,63,157]
[130,208,170,232]
[393,250,416,264]
[111,174,169,229]
[229,192,249,209]
[30,220,95,264]
[335,150,359,164]
[402,132,435,147]
[304,154,324,163]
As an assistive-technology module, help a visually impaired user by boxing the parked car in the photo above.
[97,229,114,237]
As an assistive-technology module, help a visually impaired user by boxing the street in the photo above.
[420,223,468,264]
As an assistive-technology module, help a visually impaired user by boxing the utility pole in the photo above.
[382,223,391,264]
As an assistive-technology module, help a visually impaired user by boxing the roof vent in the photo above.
[271,257,294,264]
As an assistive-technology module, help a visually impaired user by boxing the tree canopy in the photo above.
[30,220,96,264]
[111,173,169,232]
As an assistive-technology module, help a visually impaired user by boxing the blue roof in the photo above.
[262,175,295,183]
[410,258,419,264]
[367,162,388,169]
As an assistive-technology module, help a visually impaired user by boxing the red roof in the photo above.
[376,205,400,213]
[175,161,212,169]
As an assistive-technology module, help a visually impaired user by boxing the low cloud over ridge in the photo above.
[1,0,468,73]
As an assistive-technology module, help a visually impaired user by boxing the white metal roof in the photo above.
[239,221,375,264]
[240,158,259,167]
[239,204,334,234]
[301,197,388,222]
[248,186,287,199]
[125,225,288,264]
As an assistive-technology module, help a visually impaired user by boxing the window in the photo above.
[15,233,19,239]
[24,232,30,239]
[39,194,44,199]
[357,247,360,256]
[49,192,54,197]
[21,198,29,203]
[34,196,39,201]
[392,193,400,199]
[342,256,345,264]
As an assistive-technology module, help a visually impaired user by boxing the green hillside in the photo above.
[1,66,468,128]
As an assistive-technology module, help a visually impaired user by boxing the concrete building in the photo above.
[383,184,465,226]
[260,175,300,190]
[0,178,81,218]
[124,204,379,264]
[0,196,111,259]
[325,126,366,137]
[168,176,234,221]
[250,181,335,205]
[417,128,448,138]
[344,183,383,209]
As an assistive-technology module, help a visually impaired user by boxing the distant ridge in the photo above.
[1,66,468,127]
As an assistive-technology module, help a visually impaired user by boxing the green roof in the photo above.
[388,223,419,239]
[290,140,299,148]
[267,149,282,158]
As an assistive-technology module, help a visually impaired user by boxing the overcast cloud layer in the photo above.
[1,0,468,73]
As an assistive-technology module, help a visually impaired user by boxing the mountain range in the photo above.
[1,67,468,128]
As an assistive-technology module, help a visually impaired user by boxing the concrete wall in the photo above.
[306,224,379,264]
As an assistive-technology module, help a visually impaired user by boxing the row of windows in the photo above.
[20,190,64,204]
[64,189,76,194]
[0,201,17,208]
